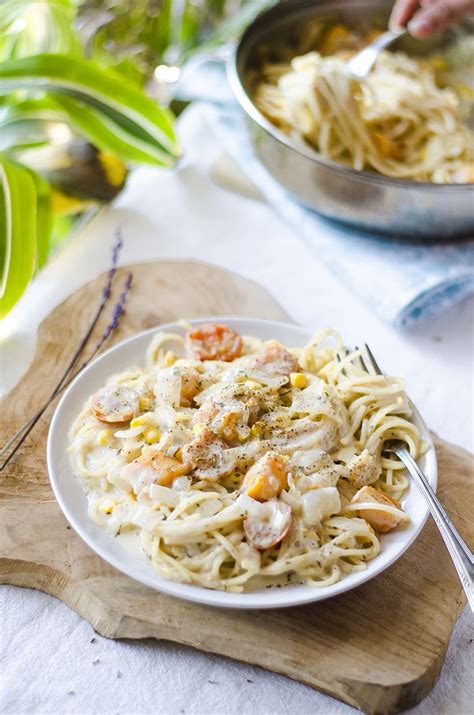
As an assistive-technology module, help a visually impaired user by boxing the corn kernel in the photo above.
[372,132,400,159]
[99,500,117,514]
[244,379,261,389]
[130,415,150,429]
[250,421,265,438]
[192,423,205,437]
[175,448,183,462]
[144,427,161,444]
[97,429,112,446]
[139,395,152,411]
[455,82,474,100]
[164,350,177,367]
[290,372,309,389]
[431,56,447,71]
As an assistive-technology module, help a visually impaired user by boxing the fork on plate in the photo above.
[359,344,474,611]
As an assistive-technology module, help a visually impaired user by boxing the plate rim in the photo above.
[47,316,437,609]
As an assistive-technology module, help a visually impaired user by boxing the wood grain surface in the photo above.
[1,260,472,715]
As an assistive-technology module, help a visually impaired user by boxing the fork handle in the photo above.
[391,445,474,612]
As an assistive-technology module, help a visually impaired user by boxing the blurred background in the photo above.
[0,0,272,318]
[1,0,472,322]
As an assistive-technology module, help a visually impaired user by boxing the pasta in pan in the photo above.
[253,28,474,183]
[69,323,423,592]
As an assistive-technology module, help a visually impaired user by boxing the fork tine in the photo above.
[336,347,349,375]
[354,345,369,374]
[336,347,349,361]
[364,343,383,376]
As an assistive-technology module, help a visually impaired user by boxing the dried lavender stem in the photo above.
[0,272,132,472]
[0,234,126,471]
[63,272,133,383]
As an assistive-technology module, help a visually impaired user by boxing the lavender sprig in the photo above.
[103,233,123,302]
[95,272,133,353]
[51,230,123,402]
[0,235,127,471]
[36,271,134,405]
[72,271,133,378]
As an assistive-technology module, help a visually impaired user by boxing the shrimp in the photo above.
[125,447,191,491]
[193,385,261,443]
[91,385,139,424]
[351,486,402,532]
[242,451,290,501]
[186,323,243,362]
[181,427,232,481]
[243,499,292,550]
[251,340,299,377]
[177,366,202,406]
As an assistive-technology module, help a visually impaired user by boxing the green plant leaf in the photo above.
[0,54,181,166]
[29,169,52,269]
[0,154,37,318]
[0,0,81,61]
[53,95,171,166]
[0,97,67,152]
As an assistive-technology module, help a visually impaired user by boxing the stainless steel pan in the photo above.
[227,0,474,239]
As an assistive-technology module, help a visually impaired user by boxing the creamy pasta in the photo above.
[69,324,423,592]
[254,31,474,183]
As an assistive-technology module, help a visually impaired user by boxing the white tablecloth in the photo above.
[1,104,473,715]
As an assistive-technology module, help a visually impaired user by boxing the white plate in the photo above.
[47,317,437,609]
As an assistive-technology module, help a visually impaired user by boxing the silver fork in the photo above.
[347,28,406,79]
[360,344,474,611]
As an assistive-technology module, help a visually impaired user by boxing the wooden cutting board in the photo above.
[1,260,472,715]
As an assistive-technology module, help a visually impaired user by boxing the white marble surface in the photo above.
[1,104,473,714]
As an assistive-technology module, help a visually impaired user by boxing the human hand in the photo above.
[390,0,474,38]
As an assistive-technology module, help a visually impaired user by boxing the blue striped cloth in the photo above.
[176,61,474,328]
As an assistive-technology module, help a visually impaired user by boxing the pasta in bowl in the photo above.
[253,24,474,184]
[228,0,474,237]
[48,319,436,608]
